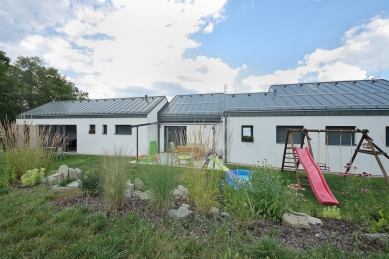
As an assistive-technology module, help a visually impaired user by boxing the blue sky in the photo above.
[1,0,388,99]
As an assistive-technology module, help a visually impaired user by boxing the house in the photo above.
[16,95,168,155]
[16,79,389,176]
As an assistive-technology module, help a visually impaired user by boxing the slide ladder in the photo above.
[294,147,339,205]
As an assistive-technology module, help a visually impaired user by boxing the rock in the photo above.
[134,190,149,200]
[58,165,69,179]
[46,172,63,186]
[134,178,143,190]
[210,206,219,214]
[168,205,193,220]
[75,168,83,177]
[66,180,80,187]
[126,180,135,194]
[68,168,78,179]
[282,211,322,229]
[315,234,320,237]
[171,202,176,208]
[181,204,190,209]
[221,212,230,217]
[173,185,188,199]
[124,189,132,198]
[52,185,70,191]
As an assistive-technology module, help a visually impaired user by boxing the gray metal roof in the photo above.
[225,79,389,115]
[158,93,224,122]
[20,96,167,119]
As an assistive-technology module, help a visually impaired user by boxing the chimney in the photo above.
[145,95,148,102]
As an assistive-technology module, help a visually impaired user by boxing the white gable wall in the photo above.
[228,115,389,176]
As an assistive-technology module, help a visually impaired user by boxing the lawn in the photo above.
[0,154,388,258]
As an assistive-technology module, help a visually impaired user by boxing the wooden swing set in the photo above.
[281,128,389,186]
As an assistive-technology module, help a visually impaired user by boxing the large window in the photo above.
[326,126,355,145]
[276,126,304,144]
[115,125,132,135]
[102,125,107,134]
[89,124,95,134]
[386,127,389,147]
[242,125,253,142]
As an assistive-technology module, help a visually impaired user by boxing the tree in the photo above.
[0,54,89,121]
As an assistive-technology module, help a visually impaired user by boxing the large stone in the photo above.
[168,205,193,220]
[46,172,63,186]
[126,180,135,193]
[134,190,149,200]
[134,178,143,190]
[58,165,69,179]
[75,168,83,177]
[173,185,188,199]
[66,180,80,187]
[68,168,78,180]
[124,189,132,198]
[363,233,389,242]
[282,211,323,229]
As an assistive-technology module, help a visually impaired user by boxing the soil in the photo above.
[53,191,388,256]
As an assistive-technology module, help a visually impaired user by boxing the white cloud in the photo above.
[2,0,244,98]
[243,16,389,92]
[203,22,214,33]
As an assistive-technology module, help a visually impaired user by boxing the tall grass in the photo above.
[0,121,63,182]
[144,157,179,212]
[100,145,128,211]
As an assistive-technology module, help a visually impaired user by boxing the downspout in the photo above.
[136,126,139,163]
[223,84,227,163]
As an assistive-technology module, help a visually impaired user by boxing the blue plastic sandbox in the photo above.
[226,169,253,186]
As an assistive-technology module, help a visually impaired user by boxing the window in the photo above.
[89,124,95,134]
[102,125,107,134]
[386,127,389,147]
[115,125,132,135]
[326,126,355,145]
[242,125,253,142]
[276,126,304,144]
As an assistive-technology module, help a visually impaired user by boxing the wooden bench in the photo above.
[177,146,202,160]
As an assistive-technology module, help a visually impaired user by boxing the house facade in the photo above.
[17,79,389,176]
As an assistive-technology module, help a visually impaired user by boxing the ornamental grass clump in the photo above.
[144,158,179,212]
[0,121,63,181]
[100,145,129,211]
[246,160,297,222]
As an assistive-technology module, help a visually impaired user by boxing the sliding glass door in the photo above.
[164,126,187,152]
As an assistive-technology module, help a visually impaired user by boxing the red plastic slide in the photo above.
[294,147,339,205]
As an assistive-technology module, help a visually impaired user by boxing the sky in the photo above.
[1,0,389,100]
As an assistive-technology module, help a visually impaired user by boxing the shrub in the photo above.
[100,145,128,211]
[144,161,179,212]
[322,206,341,219]
[21,168,45,187]
[78,170,102,197]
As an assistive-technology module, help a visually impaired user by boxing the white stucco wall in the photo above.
[18,117,149,156]
[227,115,389,176]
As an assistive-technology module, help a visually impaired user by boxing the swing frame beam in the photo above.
[281,128,389,186]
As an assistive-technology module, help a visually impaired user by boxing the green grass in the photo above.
[0,154,388,258]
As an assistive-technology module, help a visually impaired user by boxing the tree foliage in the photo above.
[0,51,88,121]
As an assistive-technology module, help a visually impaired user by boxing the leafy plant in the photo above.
[78,170,102,197]
[322,206,341,219]
[21,168,45,187]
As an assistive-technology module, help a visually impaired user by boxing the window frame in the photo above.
[325,126,355,146]
[386,127,389,147]
[115,125,132,135]
[89,124,96,134]
[241,125,254,142]
[102,124,107,135]
[276,126,304,144]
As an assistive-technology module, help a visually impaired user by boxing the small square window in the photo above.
[276,126,304,144]
[116,125,132,135]
[102,125,107,134]
[326,126,355,145]
[89,125,96,134]
[242,125,253,142]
